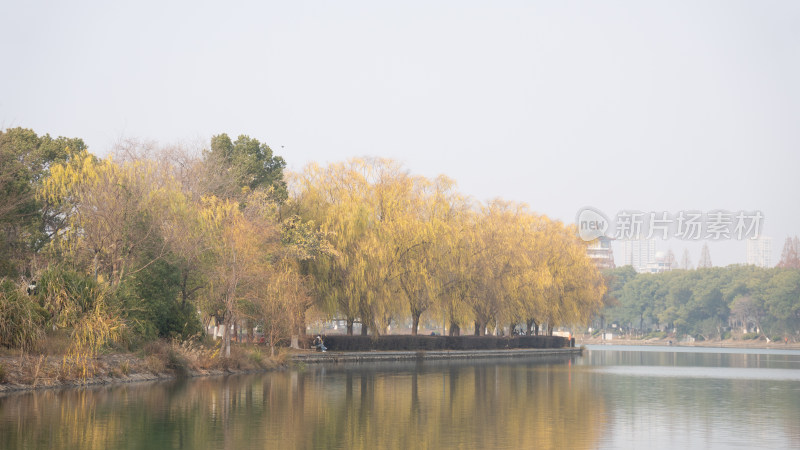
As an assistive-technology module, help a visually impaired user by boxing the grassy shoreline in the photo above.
[0,340,285,393]
[4,336,798,393]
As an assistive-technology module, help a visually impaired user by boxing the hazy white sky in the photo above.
[2,1,799,266]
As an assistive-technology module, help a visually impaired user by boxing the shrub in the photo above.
[304,335,568,352]
[247,347,266,368]
[124,260,203,340]
[145,355,166,374]
[166,347,190,376]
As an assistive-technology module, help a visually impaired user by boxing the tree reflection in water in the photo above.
[0,356,606,449]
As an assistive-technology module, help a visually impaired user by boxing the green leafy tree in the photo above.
[204,133,287,202]
[0,127,86,277]
[765,269,800,330]
[597,266,637,330]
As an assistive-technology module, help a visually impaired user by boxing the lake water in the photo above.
[1,345,799,449]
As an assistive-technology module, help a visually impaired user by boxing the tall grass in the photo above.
[0,279,46,351]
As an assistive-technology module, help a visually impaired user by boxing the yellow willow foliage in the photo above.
[38,151,190,285]
[243,259,311,354]
[290,159,401,332]
[457,201,542,333]
[198,195,272,356]
[198,196,254,308]
[63,293,125,381]
[533,220,606,329]
[290,158,606,334]
[387,174,469,333]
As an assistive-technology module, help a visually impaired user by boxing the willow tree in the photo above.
[502,213,551,336]
[458,201,531,336]
[388,175,465,335]
[291,158,605,337]
[291,159,386,334]
[40,151,188,287]
[533,220,605,335]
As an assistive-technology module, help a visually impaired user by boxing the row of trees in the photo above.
[598,264,800,340]
[1,127,605,362]
[289,158,605,337]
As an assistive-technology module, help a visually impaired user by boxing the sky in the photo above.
[2,1,799,267]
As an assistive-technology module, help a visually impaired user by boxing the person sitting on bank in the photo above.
[313,335,327,352]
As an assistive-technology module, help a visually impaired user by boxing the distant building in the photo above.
[746,236,772,268]
[587,236,615,270]
[643,251,672,273]
[622,238,656,273]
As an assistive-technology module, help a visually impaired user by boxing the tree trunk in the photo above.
[346,317,354,336]
[526,319,536,336]
[298,309,307,336]
[474,320,486,336]
[449,322,460,336]
[411,312,421,336]
[361,322,368,336]
[223,314,232,357]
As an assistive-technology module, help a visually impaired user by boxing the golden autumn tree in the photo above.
[387,175,466,335]
[291,158,606,337]
[528,219,606,335]
[458,201,543,336]
[39,151,188,287]
[236,189,331,354]
[290,159,397,335]
[35,151,200,372]
[197,195,265,357]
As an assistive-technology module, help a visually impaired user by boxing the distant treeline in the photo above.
[598,264,800,340]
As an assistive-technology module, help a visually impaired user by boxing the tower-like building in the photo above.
[746,236,772,268]
[587,236,615,270]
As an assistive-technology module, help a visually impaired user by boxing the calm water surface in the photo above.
[1,346,799,449]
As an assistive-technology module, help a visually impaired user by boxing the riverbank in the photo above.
[1,345,582,393]
[578,335,800,350]
[9,335,794,393]
[0,341,281,393]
